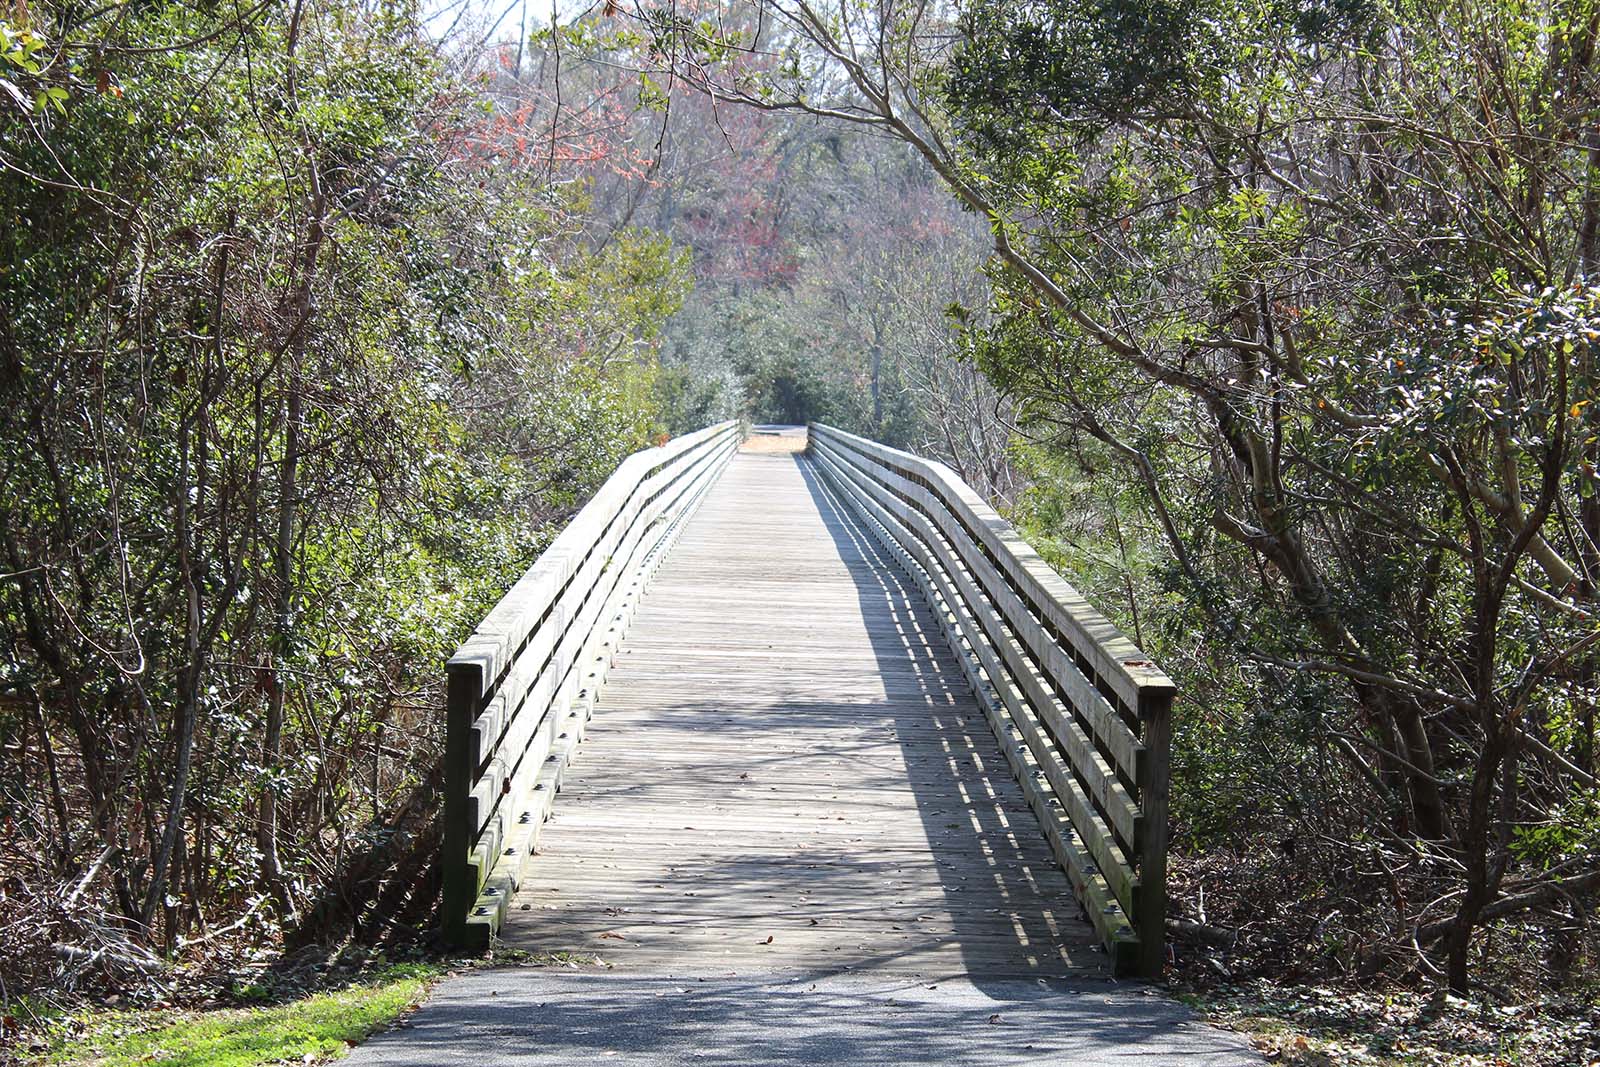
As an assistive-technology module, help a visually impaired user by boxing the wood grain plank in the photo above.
[500,453,1102,977]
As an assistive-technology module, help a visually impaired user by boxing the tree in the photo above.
[519,12,1014,481]
[0,0,689,987]
[629,0,1600,990]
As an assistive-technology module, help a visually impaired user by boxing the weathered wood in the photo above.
[818,461,1142,972]
[470,427,736,772]
[468,432,733,843]
[498,451,1105,977]
[807,445,1143,969]
[812,438,1144,852]
[812,435,1144,773]
[445,423,1170,979]
[1135,685,1174,976]
[443,422,738,948]
[456,424,739,693]
[442,659,482,944]
[810,425,1173,712]
[810,423,1174,978]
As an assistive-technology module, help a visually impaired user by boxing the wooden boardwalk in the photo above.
[502,449,1101,976]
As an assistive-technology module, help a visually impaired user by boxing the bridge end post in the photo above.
[1134,686,1174,978]
[442,657,484,950]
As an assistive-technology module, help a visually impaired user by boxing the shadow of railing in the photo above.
[789,454,1094,985]
[500,451,1097,986]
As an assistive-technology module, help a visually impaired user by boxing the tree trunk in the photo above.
[142,405,202,933]
[258,380,301,916]
[870,320,884,430]
[1445,724,1508,991]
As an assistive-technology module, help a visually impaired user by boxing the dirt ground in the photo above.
[740,425,808,454]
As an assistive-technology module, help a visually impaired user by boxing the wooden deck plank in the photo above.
[501,452,1103,977]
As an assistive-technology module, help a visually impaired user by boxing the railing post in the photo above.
[442,658,481,948]
[1135,686,1173,977]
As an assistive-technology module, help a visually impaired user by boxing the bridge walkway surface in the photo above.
[346,443,1260,1066]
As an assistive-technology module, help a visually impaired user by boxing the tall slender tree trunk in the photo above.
[142,402,202,933]
[1446,724,1510,991]
[259,1,322,915]
[25,688,72,866]
[870,319,884,430]
[258,381,300,916]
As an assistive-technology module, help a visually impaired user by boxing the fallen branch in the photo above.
[63,845,119,910]
[1168,917,1240,948]
[53,943,164,975]
[177,894,265,951]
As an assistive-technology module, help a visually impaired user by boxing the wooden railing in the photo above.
[808,423,1175,976]
[442,422,741,948]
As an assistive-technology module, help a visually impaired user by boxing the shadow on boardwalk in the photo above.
[792,454,1093,982]
[498,451,1094,980]
[386,452,1265,1066]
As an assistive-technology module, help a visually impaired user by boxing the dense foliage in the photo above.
[642,0,1600,999]
[0,0,686,993]
[6,0,1599,1043]
[522,12,1017,495]
[946,0,1600,994]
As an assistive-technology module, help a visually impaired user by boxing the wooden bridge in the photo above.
[442,424,1174,979]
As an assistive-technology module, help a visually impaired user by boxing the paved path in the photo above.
[350,447,1260,1065]
[347,971,1259,1066]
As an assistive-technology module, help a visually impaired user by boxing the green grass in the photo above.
[46,964,440,1067]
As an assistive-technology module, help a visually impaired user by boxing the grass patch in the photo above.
[43,963,440,1067]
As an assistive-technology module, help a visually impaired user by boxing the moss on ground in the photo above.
[40,963,440,1067]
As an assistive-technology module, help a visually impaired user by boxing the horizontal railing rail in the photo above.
[808,423,1175,976]
[442,421,741,948]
